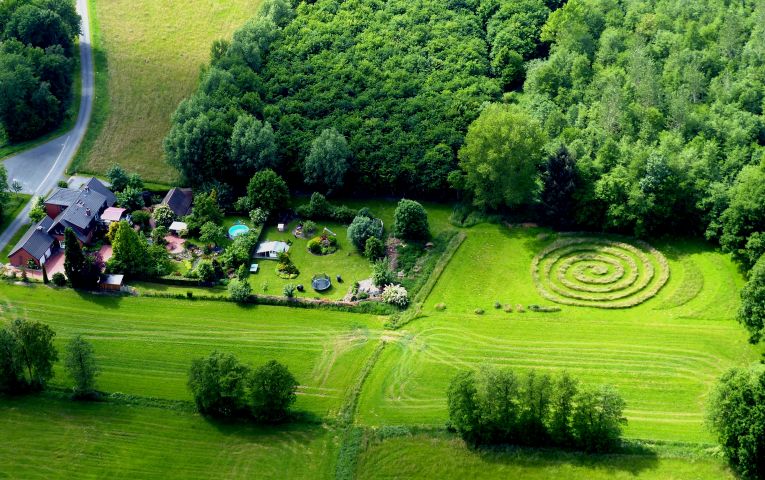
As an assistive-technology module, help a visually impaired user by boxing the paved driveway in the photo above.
[0,0,94,254]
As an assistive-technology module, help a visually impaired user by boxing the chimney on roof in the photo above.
[36,226,43,231]
[85,208,91,217]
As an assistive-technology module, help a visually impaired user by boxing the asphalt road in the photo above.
[0,0,94,254]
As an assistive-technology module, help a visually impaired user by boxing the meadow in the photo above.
[0,284,384,418]
[72,0,262,182]
[0,396,336,479]
[357,224,762,443]
[354,434,734,480]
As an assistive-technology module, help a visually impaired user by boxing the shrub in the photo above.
[228,278,252,302]
[51,272,67,287]
[393,199,429,240]
[152,204,175,228]
[64,335,98,399]
[382,284,409,308]
[295,193,355,223]
[708,367,765,480]
[435,303,446,311]
[347,215,383,251]
[372,259,394,288]
[249,207,269,225]
[188,351,249,417]
[276,252,299,278]
[131,210,151,229]
[503,304,513,313]
[247,360,298,423]
[474,308,484,315]
[364,236,385,261]
[307,237,321,254]
[57,180,69,188]
[494,301,501,309]
[151,226,169,245]
[29,196,46,223]
[303,220,317,234]
[283,284,295,298]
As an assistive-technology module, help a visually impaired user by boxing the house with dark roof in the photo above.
[161,187,193,218]
[7,217,57,268]
[8,178,116,268]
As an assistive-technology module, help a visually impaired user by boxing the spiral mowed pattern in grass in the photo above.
[532,236,670,308]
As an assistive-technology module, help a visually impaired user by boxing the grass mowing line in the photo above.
[0,284,384,418]
[335,341,387,480]
[388,231,466,329]
[0,395,339,479]
[354,431,734,480]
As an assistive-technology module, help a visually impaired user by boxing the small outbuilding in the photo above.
[101,207,127,225]
[168,221,188,235]
[277,223,286,232]
[254,240,290,259]
[100,274,124,291]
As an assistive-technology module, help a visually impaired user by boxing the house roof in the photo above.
[84,177,116,207]
[162,188,193,217]
[169,221,188,231]
[54,188,107,231]
[101,207,126,222]
[8,217,55,260]
[100,274,124,286]
[45,187,81,207]
[256,241,290,254]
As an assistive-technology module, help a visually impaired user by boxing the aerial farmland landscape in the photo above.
[1,0,764,479]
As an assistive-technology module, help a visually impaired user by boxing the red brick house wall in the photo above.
[8,249,38,268]
[45,204,66,219]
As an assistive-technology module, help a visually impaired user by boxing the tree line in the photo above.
[0,0,80,143]
[164,0,563,203]
[0,318,97,399]
[447,366,627,453]
[1,318,300,424]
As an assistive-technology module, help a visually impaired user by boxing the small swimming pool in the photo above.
[228,224,250,238]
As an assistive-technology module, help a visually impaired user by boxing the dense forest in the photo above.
[165,0,560,198]
[0,0,81,143]
[167,0,765,270]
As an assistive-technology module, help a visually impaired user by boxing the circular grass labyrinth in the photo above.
[531,236,670,309]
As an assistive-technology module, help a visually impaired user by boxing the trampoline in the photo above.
[311,273,332,292]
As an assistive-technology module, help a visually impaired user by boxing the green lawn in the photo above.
[0,396,337,479]
[355,434,734,480]
[0,284,384,418]
[250,201,455,301]
[72,0,262,182]
[357,224,762,443]
[0,193,32,233]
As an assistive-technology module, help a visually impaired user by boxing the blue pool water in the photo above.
[228,224,250,238]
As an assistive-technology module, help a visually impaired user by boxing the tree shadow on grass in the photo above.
[473,441,660,477]
[73,288,125,309]
[203,410,326,444]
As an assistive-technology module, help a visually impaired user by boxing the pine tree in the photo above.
[42,264,49,284]
[541,146,578,229]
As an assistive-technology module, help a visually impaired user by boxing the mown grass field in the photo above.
[74,0,262,182]
[355,434,734,480]
[357,224,762,443]
[0,284,384,418]
[0,396,336,479]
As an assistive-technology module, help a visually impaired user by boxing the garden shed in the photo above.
[168,221,187,234]
[99,274,124,291]
[255,241,290,259]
